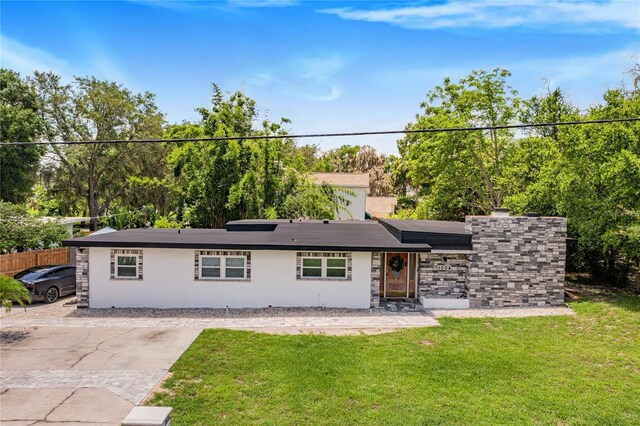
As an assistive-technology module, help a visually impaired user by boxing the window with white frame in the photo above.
[115,255,138,278]
[301,257,347,279]
[200,255,247,280]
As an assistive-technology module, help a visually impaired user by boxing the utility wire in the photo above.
[2,117,638,146]
[0,208,144,222]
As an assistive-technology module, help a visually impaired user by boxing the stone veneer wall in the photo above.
[418,253,468,299]
[465,216,566,308]
[75,248,89,308]
[370,252,381,308]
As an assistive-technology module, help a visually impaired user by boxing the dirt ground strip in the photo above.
[431,306,575,318]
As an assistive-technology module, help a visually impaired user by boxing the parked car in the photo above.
[14,265,76,304]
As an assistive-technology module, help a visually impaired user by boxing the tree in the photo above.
[0,275,31,312]
[169,85,343,228]
[32,72,165,230]
[0,69,44,203]
[501,87,577,213]
[520,83,578,139]
[399,68,520,219]
[313,144,397,196]
[0,202,68,253]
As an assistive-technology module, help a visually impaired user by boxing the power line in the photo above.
[2,117,638,146]
[0,208,144,222]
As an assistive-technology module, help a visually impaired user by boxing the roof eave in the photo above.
[63,239,432,252]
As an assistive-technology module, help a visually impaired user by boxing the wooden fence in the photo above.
[0,247,72,277]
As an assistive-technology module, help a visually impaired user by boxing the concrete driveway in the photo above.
[0,326,200,425]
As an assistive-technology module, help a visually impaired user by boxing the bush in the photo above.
[0,275,31,312]
[0,202,68,253]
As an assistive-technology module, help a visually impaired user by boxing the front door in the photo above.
[385,253,409,298]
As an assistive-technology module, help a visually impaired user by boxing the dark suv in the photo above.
[14,265,77,303]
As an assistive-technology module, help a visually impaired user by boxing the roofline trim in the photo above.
[62,240,432,253]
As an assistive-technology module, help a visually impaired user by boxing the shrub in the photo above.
[0,275,31,312]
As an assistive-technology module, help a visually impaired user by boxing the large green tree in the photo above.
[507,88,640,285]
[169,86,343,228]
[397,68,520,219]
[32,72,166,230]
[398,68,640,285]
[0,69,44,203]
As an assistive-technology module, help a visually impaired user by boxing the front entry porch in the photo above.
[378,298,427,314]
[380,252,418,299]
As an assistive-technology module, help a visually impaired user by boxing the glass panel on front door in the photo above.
[384,253,416,298]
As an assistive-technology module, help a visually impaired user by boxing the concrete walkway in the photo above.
[1,315,440,330]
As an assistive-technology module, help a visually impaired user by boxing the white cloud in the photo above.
[0,35,73,76]
[378,45,639,111]
[1,34,133,89]
[320,1,640,31]
[298,55,345,81]
[244,54,347,102]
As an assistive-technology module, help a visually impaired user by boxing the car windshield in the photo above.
[14,267,53,281]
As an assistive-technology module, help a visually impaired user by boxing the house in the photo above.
[366,196,398,219]
[40,216,89,238]
[311,172,369,220]
[64,209,566,310]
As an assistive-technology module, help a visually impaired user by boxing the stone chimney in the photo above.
[491,207,510,217]
[464,213,567,308]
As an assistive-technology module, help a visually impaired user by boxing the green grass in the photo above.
[151,291,640,425]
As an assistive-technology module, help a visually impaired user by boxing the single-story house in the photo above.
[63,209,566,310]
[311,172,369,220]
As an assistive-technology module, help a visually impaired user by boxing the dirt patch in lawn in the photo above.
[0,327,33,346]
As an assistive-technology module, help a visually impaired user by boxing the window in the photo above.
[52,267,75,278]
[302,258,322,277]
[326,258,346,278]
[301,257,347,279]
[116,255,138,278]
[200,255,246,280]
[225,257,246,278]
[201,257,221,278]
[110,249,143,280]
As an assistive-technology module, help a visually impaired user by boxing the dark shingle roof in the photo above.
[378,219,472,250]
[63,220,433,252]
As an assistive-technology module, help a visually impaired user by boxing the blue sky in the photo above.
[1,0,638,153]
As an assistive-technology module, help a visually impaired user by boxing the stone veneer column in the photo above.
[465,216,566,308]
[75,248,89,308]
[370,252,381,308]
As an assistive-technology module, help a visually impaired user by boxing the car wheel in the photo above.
[44,287,59,304]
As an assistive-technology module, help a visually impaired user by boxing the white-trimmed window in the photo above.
[200,255,247,280]
[115,254,138,278]
[301,257,347,279]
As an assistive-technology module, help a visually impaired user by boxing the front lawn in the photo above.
[151,290,640,425]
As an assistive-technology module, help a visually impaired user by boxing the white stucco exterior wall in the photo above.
[337,186,367,220]
[88,248,372,309]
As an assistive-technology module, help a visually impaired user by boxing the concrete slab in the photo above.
[1,327,200,371]
[0,326,199,425]
[0,388,74,421]
[47,388,134,424]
